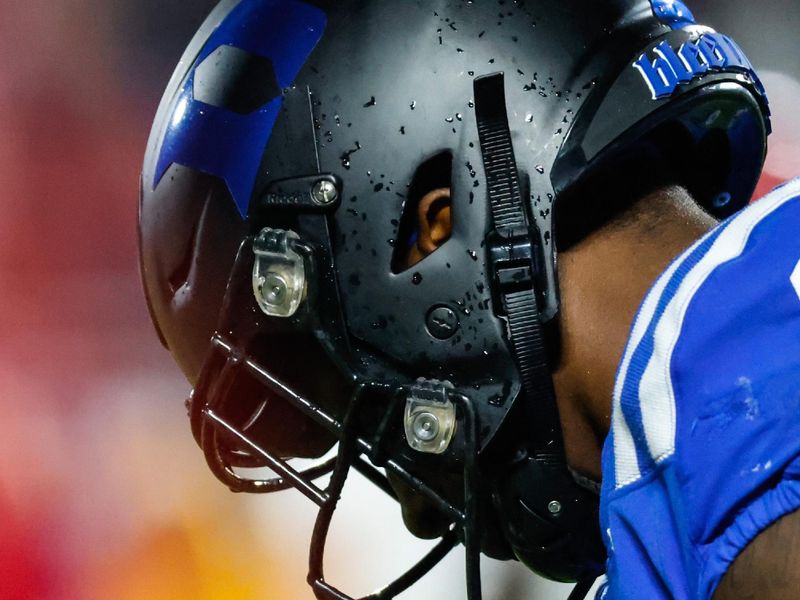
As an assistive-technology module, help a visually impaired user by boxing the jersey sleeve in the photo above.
[599,178,800,600]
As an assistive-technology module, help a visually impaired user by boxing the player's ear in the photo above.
[416,187,452,253]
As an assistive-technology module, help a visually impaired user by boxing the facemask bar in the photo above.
[306,385,481,600]
[194,335,337,498]
[191,327,485,599]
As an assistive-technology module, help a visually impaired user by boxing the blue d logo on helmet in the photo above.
[153,0,326,218]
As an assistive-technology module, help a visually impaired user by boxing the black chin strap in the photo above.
[474,73,596,600]
[473,73,563,456]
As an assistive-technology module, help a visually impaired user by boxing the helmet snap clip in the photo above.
[252,228,307,317]
[404,379,456,454]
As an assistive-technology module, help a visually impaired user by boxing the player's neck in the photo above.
[552,185,718,480]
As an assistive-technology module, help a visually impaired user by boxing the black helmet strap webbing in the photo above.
[474,74,600,600]
[474,75,526,230]
[473,73,564,456]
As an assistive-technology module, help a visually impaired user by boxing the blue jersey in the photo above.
[598,178,800,599]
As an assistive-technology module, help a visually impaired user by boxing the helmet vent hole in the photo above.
[391,151,453,273]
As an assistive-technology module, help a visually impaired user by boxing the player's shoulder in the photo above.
[643,176,800,341]
[646,177,800,319]
[609,177,800,490]
[599,178,800,599]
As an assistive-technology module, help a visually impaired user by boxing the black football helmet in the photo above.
[139,1,769,598]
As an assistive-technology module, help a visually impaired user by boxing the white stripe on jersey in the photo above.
[612,256,685,487]
[613,178,800,489]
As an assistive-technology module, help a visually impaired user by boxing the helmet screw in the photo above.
[312,179,339,205]
[412,411,440,442]
[262,273,287,305]
[547,500,562,515]
[426,305,459,340]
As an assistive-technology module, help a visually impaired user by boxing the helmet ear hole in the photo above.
[391,151,453,273]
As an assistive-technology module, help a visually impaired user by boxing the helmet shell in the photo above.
[141,0,768,389]
[139,1,768,581]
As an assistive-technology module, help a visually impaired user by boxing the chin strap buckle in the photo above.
[486,225,540,304]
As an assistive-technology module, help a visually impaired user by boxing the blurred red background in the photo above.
[0,1,796,599]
